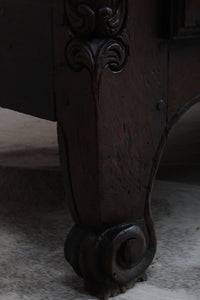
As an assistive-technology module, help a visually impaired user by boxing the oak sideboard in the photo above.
[0,1,199,299]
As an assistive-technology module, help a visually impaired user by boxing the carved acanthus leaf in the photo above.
[97,39,127,73]
[98,1,126,36]
[65,1,96,36]
[65,0,129,88]
[66,39,95,73]
[65,37,128,84]
[65,0,126,37]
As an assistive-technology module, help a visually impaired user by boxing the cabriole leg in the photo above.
[55,0,168,298]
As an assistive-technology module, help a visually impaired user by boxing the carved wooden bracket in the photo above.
[64,0,129,88]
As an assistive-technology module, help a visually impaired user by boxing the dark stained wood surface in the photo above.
[97,1,168,228]
[168,0,200,38]
[55,0,168,230]
[55,0,200,297]
[55,0,166,297]
[0,0,55,120]
[185,0,200,27]
[0,0,199,298]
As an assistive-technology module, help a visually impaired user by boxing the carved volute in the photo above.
[64,0,129,85]
[65,0,126,37]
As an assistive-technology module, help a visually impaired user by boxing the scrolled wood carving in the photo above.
[65,222,154,299]
[65,39,95,72]
[64,0,128,86]
[97,39,127,72]
[65,0,126,37]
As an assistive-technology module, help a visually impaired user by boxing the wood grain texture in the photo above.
[2,1,199,297]
[55,0,167,297]
[54,0,200,298]
[56,0,168,229]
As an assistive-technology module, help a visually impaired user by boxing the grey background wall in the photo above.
[1,102,200,172]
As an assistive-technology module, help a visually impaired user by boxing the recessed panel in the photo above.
[168,0,200,39]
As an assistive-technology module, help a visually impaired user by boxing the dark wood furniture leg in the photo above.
[0,2,199,297]
[55,1,166,297]
[54,0,200,299]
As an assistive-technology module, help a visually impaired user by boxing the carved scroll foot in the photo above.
[65,223,155,299]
